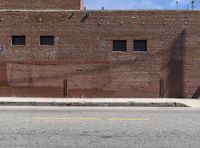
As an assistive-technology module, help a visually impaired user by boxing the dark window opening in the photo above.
[40,36,54,45]
[113,40,127,51]
[134,40,147,51]
[12,36,26,45]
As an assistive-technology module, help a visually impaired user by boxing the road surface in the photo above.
[0,106,200,148]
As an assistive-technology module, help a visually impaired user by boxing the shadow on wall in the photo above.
[164,29,186,98]
[192,87,200,99]
[0,63,8,87]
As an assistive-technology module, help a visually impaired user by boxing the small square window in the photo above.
[40,36,54,45]
[12,36,26,45]
[113,40,127,51]
[134,40,147,51]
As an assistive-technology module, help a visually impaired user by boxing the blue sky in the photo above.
[84,0,200,10]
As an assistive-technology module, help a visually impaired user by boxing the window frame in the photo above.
[133,40,147,52]
[113,40,127,52]
[12,35,26,46]
[40,36,55,46]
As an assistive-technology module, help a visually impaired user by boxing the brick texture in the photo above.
[0,0,83,10]
[0,10,200,98]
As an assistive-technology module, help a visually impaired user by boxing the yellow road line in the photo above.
[33,117,149,121]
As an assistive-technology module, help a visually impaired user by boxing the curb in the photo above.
[0,101,189,107]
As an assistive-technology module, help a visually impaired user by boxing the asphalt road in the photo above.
[0,107,200,148]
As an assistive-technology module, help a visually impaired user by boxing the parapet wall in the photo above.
[0,0,84,10]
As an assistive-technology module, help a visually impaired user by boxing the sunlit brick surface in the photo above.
[0,10,200,98]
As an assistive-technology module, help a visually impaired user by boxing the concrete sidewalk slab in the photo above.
[0,97,199,107]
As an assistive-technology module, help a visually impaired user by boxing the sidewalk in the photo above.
[0,97,200,107]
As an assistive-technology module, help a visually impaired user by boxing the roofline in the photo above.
[0,9,199,12]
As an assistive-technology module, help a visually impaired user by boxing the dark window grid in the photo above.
[12,36,26,45]
[40,36,54,46]
[134,40,147,51]
[113,40,127,51]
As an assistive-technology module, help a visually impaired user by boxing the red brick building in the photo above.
[0,0,199,98]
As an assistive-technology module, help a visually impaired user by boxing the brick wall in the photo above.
[0,10,200,98]
[0,0,83,10]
